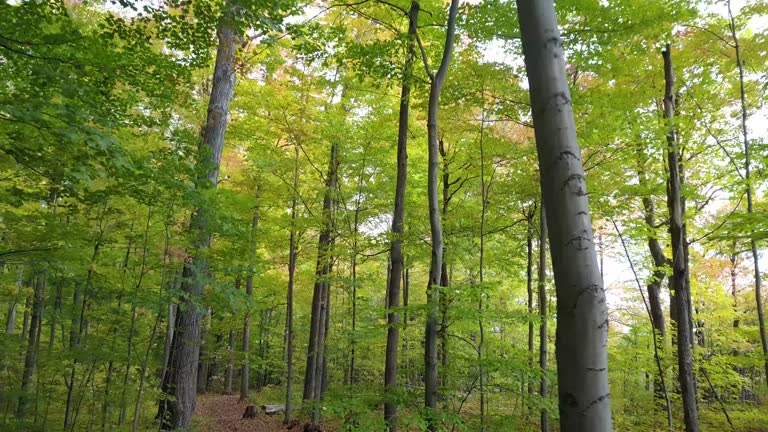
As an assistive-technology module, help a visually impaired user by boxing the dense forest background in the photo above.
[1,0,767,431]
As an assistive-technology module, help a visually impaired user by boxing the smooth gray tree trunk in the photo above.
[515,0,612,430]
[419,1,459,429]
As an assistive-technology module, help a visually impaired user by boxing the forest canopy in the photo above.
[1,0,767,431]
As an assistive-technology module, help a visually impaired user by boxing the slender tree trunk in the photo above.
[421,2,459,429]
[727,0,768,385]
[516,0,612,429]
[304,135,340,423]
[537,205,549,432]
[662,44,698,432]
[527,213,535,407]
[225,277,241,395]
[731,248,739,328]
[160,275,179,382]
[284,146,300,425]
[21,295,30,340]
[6,268,22,334]
[119,209,152,425]
[49,280,62,349]
[384,8,417,422]
[197,308,212,394]
[158,5,238,427]
[16,271,45,419]
[478,100,489,432]
[439,141,450,402]
[241,186,262,401]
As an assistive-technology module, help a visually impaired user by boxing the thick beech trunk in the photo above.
[384,5,417,429]
[662,45,698,432]
[158,6,238,428]
[422,2,459,430]
[516,0,612,429]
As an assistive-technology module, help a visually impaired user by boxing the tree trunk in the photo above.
[21,295,30,340]
[537,205,549,432]
[386,58,412,415]
[197,308,212,394]
[158,5,238,428]
[304,130,340,423]
[662,44,699,432]
[226,277,241,395]
[283,146,300,425]
[241,186,262,401]
[439,141,450,403]
[17,271,45,419]
[160,274,179,382]
[422,2,459,430]
[526,213,535,407]
[727,0,768,386]
[515,0,613,429]
[478,101,489,432]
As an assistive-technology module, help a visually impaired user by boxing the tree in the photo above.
[662,44,699,432]
[384,2,418,430]
[158,4,239,428]
[515,0,613,430]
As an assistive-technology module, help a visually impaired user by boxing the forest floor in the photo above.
[194,394,334,432]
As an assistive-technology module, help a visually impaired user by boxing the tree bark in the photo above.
[515,0,613,429]
[158,4,238,428]
[662,44,699,432]
[727,0,768,386]
[383,5,417,429]
[421,2,459,430]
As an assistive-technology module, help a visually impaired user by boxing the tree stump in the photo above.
[242,405,257,418]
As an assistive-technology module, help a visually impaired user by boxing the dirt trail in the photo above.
[194,394,300,432]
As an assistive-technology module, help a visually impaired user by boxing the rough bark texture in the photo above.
[515,0,612,430]
[384,10,417,423]
[158,7,238,428]
[538,206,549,432]
[422,2,459,429]
[662,45,699,432]
[727,0,768,385]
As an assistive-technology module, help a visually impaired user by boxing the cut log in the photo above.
[261,404,285,415]
[242,405,257,419]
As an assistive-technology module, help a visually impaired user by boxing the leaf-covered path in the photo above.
[194,395,302,432]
